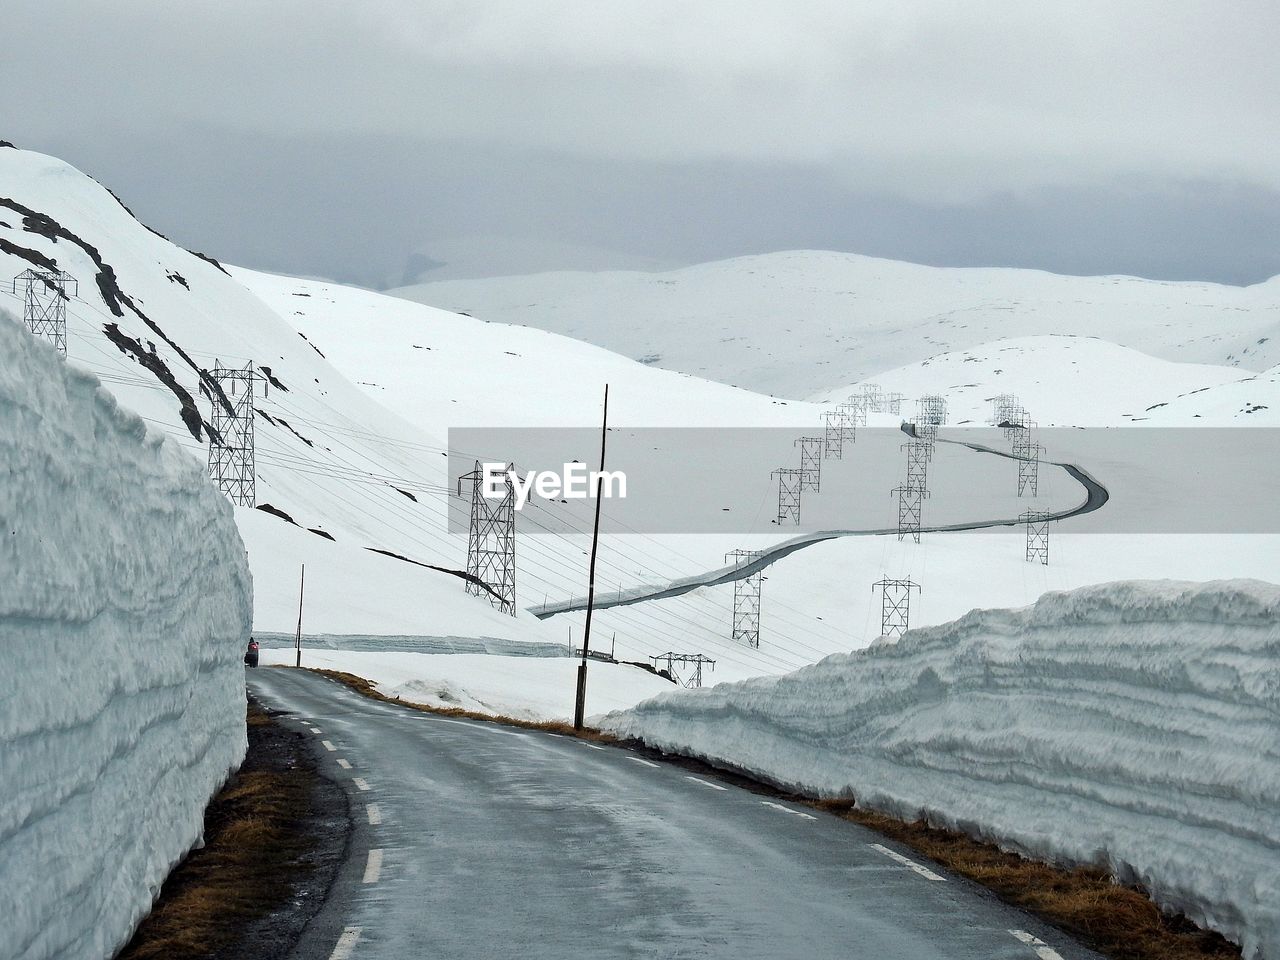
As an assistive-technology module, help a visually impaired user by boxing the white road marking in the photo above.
[336,758,352,770]
[362,848,383,884]
[321,740,337,752]
[1010,929,1066,960]
[760,800,817,820]
[577,741,606,750]
[366,803,383,825]
[870,843,947,882]
[686,775,727,791]
[628,756,660,768]
[428,717,473,727]
[329,926,362,960]
[353,777,372,792]
[309,727,322,734]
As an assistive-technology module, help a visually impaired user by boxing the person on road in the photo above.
[244,637,260,668]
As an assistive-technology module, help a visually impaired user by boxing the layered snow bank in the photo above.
[0,313,252,960]
[602,580,1280,958]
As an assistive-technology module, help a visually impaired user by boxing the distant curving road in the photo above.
[249,668,1103,960]
[533,429,1109,618]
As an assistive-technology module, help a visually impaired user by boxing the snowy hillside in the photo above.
[815,335,1255,426]
[603,579,1280,960]
[0,145,600,649]
[0,310,251,960]
[392,251,1280,399]
[4,143,1275,723]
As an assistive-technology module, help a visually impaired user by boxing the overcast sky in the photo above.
[3,1,1278,287]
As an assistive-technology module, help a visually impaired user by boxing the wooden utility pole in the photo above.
[574,385,609,731]
[293,564,306,667]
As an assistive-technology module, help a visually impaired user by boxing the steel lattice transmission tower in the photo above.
[1003,405,1030,441]
[884,392,905,416]
[774,467,803,524]
[796,436,823,491]
[1022,510,1050,564]
[991,394,1020,427]
[852,383,885,412]
[872,578,920,639]
[839,396,869,429]
[1017,442,1042,497]
[903,440,929,493]
[822,409,845,460]
[726,549,764,648]
[13,270,76,356]
[892,435,930,542]
[208,361,266,506]
[457,461,518,615]
[913,395,946,459]
[650,652,716,688]
[893,484,927,542]
[1009,411,1036,455]
[917,394,948,429]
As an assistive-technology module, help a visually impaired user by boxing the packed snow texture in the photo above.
[603,580,1280,959]
[0,311,252,960]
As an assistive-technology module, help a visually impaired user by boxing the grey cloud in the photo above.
[1,2,1276,286]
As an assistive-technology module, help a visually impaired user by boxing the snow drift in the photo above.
[0,311,252,960]
[602,579,1280,958]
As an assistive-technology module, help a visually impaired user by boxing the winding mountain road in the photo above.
[249,668,1102,960]
[533,430,1109,618]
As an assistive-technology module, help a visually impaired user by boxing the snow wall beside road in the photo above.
[602,579,1280,958]
[0,312,252,960]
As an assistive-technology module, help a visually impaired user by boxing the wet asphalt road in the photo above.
[248,668,1103,960]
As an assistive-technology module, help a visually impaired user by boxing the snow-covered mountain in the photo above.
[7,143,1280,958]
[0,146,552,646]
[4,142,1276,715]
[391,251,1280,399]
[0,146,875,705]
[814,335,1268,426]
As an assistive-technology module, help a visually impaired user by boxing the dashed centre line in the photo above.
[362,848,384,885]
[686,775,727,791]
[309,727,322,735]
[321,739,337,752]
[1009,929,1066,960]
[336,758,352,770]
[328,926,362,960]
[366,803,383,825]
[869,843,947,882]
[628,756,660,768]
[760,800,817,820]
[577,741,605,751]
[353,777,372,792]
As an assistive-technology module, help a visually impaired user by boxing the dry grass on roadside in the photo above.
[116,705,314,960]
[306,667,620,743]
[811,799,1239,960]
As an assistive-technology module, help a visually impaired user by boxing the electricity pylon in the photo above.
[872,578,920,639]
[208,361,265,506]
[457,460,517,615]
[13,269,76,356]
[726,549,764,648]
